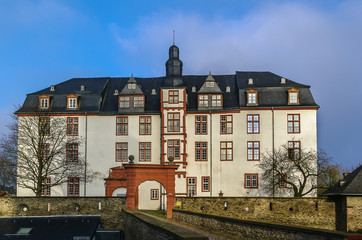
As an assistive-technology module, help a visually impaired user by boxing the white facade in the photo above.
[16,45,318,210]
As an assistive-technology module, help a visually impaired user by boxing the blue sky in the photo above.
[0,0,361,168]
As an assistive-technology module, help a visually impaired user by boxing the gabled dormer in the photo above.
[246,89,258,106]
[288,88,300,105]
[38,94,50,110]
[119,74,145,112]
[197,72,223,110]
[67,94,78,109]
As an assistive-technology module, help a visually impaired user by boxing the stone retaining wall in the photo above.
[173,209,350,240]
[175,197,336,230]
[0,197,126,228]
[123,208,208,240]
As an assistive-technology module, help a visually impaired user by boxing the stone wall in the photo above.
[346,196,362,232]
[173,210,349,240]
[122,208,208,240]
[0,197,125,229]
[175,197,336,230]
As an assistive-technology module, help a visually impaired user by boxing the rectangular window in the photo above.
[40,97,49,109]
[68,177,80,197]
[41,177,51,196]
[68,98,77,108]
[39,117,50,136]
[245,174,258,188]
[195,142,207,161]
[248,92,257,104]
[211,94,222,107]
[289,92,298,104]
[116,117,128,135]
[195,115,207,135]
[247,114,259,134]
[41,143,50,162]
[151,189,159,200]
[201,177,210,192]
[198,95,208,107]
[288,141,301,161]
[247,141,260,161]
[167,113,180,132]
[168,140,180,159]
[139,142,151,161]
[66,143,78,162]
[168,90,179,104]
[220,141,233,161]
[116,142,128,162]
[119,96,130,108]
[139,116,151,135]
[288,114,300,133]
[279,173,287,188]
[187,177,196,197]
[67,117,79,136]
[220,115,232,134]
[134,96,144,108]
[288,89,300,104]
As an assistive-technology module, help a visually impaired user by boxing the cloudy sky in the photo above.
[0,0,361,168]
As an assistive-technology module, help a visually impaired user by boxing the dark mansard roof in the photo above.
[323,165,362,196]
[16,45,318,115]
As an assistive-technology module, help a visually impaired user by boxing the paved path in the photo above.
[139,211,239,240]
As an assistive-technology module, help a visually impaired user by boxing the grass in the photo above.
[141,210,167,219]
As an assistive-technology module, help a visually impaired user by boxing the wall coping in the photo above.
[123,208,208,240]
[175,196,332,200]
[173,209,350,238]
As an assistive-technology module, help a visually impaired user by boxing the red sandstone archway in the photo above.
[104,164,178,218]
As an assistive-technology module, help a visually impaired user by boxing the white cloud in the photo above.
[110,1,362,167]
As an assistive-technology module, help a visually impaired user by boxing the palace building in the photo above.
[16,44,318,211]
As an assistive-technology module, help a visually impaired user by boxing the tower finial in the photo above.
[173,30,175,45]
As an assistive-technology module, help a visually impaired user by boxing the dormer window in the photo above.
[151,89,157,95]
[168,90,179,104]
[39,95,50,109]
[67,95,78,109]
[198,95,208,107]
[226,86,231,92]
[288,89,300,104]
[246,90,258,105]
[119,96,130,108]
[128,83,136,89]
[192,86,196,92]
[211,94,222,107]
[134,96,144,108]
[206,82,214,87]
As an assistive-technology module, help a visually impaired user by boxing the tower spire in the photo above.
[173,30,175,45]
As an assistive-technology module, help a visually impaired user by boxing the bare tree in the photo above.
[317,159,344,196]
[0,109,18,194]
[16,112,89,197]
[258,144,330,197]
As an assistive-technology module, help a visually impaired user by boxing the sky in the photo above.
[0,0,361,169]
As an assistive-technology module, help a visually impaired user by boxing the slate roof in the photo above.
[323,165,362,196]
[16,71,318,115]
[0,215,100,240]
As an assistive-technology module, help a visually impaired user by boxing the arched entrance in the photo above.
[112,187,127,197]
[137,180,167,211]
[104,164,178,218]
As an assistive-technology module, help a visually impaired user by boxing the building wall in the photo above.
[17,107,317,200]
